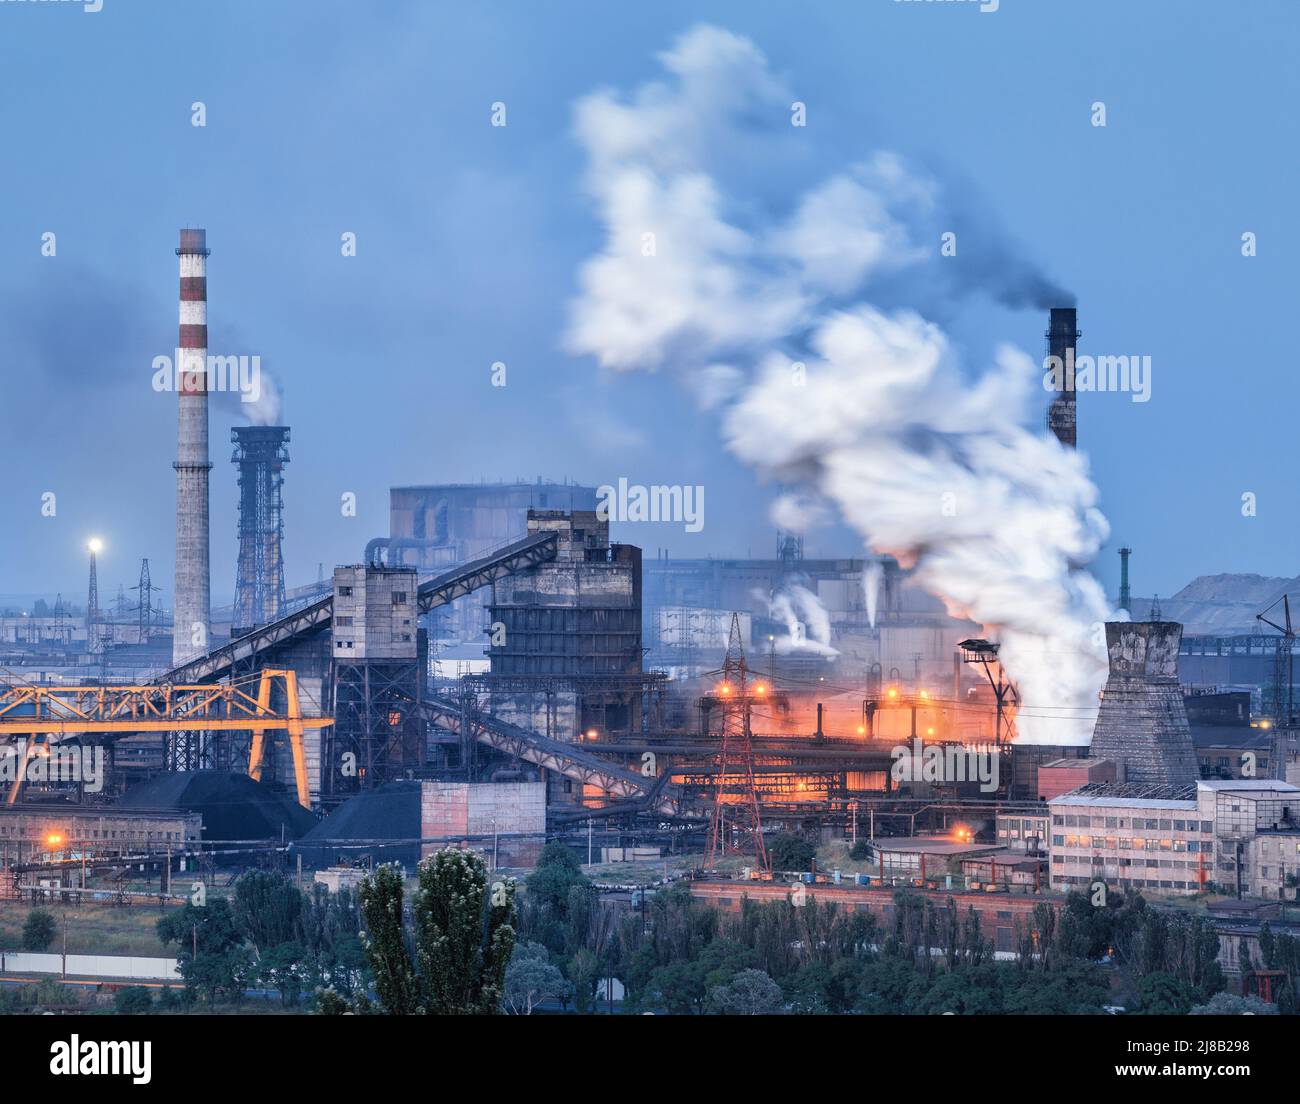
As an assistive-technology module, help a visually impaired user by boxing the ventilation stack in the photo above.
[1088,621,1197,785]
[1046,306,1079,448]
[232,425,290,635]
[173,228,212,665]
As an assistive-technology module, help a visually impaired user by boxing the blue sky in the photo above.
[1,0,1296,610]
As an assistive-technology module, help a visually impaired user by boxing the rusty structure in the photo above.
[232,425,290,635]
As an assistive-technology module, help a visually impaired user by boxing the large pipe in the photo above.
[173,228,212,665]
[1046,306,1079,448]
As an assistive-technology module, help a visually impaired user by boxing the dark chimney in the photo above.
[1046,307,1079,448]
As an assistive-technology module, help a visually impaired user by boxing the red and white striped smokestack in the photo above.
[173,228,212,665]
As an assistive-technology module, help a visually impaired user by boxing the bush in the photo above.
[767,833,815,872]
[114,987,153,1015]
[849,840,872,861]
[22,910,57,952]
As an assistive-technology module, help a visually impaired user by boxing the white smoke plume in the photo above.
[863,561,883,629]
[566,25,1110,742]
[758,583,839,658]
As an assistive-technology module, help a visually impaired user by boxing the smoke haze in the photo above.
[567,25,1110,742]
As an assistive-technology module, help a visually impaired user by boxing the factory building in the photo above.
[0,805,201,867]
[480,512,643,806]
[378,480,599,643]
[1048,779,1300,896]
[326,565,424,800]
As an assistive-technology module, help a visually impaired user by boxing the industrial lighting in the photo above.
[919,689,929,700]
[718,685,731,697]
[1261,720,1272,730]
[46,832,63,846]
[887,688,898,700]
[585,728,598,740]
[87,538,103,554]
[926,727,935,736]
[754,684,766,696]
[856,725,866,736]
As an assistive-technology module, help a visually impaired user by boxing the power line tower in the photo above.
[1258,595,1295,780]
[131,558,161,640]
[87,540,103,654]
[705,614,769,872]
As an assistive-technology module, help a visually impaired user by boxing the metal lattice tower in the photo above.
[705,613,769,872]
[231,425,290,634]
[86,543,102,654]
[131,558,160,640]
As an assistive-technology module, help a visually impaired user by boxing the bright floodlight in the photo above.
[88,538,103,554]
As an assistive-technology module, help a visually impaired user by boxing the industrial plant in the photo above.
[3,6,1298,1068]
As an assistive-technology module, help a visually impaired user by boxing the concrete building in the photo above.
[421,780,545,866]
[690,880,1043,957]
[1048,779,1300,897]
[0,805,201,868]
[326,565,424,800]
[1037,757,1117,801]
[996,812,1050,853]
[377,480,599,643]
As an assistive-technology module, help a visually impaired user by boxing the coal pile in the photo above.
[298,781,422,869]
[121,771,317,841]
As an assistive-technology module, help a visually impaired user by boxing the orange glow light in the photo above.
[887,688,898,699]
[754,684,766,696]
[718,685,731,697]
[585,729,598,740]
[856,725,866,736]
[46,833,63,846]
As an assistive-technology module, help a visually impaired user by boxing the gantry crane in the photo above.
[0,668,329,808]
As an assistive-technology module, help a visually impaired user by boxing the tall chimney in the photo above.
[173,228,212,665]
[1046,306,1078,448]
[1118,546,1132,613]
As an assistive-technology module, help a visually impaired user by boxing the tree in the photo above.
[114,986,152,1015]
[231,870,303,952]
[504,942,567,1014]
[767,833,816,872]
[709,968,783,1014]
[358,849,517,1015]
[1190,992,1278,1016]
[22,910,56,952]
[1137,970,1195,1015]
[155,899,251,1004]
[357,863,421,1015]
[414,848,515,1014]
[260,941,308,1006]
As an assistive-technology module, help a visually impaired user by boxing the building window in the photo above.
[393,592,407,605]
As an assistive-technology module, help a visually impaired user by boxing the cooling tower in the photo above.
[1088,621,1198,785]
